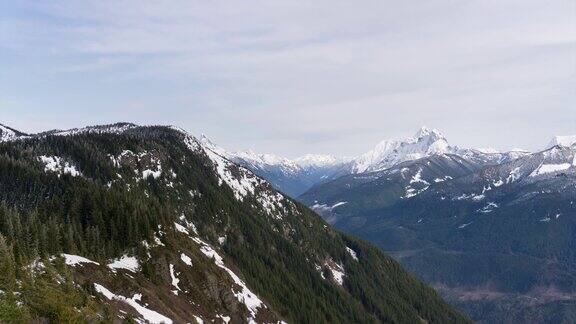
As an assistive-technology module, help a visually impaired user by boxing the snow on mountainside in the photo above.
[196,127,533,197]
[306,143,576,323]
[198,134,352,196]
[0,124,28,142]
[547,135,576,149]
[0,122,532,199]
[199,135,348,172]
[0,122,468,323]
[351,127,454,173]
[294,154,354,169]
[350,127,530,174]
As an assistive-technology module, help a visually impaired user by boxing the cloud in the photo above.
[0,0,574,156]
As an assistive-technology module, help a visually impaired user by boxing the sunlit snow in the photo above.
[530,163,571,177]
[94,283,173,324]
[38,156,82,177]
[62,254,99,267]
[346,247,358,261]
[107,255,140,272]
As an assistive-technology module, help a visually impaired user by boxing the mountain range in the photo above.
[201,127,531,197]
[297,132,576,323]
[195,126,576,323]
[3,121,575,323]
[0,122,467,323]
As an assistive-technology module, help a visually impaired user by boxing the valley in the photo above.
[211,126,576,323]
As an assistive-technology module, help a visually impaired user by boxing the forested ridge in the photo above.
[0,124,468,323]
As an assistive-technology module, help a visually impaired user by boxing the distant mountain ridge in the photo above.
[197,127,532,197]
[299,136,576,323]
[0,123,29,142]
[199,135,353,197]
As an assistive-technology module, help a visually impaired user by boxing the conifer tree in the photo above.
[0,235,16,292]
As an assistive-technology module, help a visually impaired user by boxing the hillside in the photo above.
[300,145,576,323]
[0,123,468,323]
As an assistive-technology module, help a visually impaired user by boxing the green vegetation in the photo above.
[0,125,468,323]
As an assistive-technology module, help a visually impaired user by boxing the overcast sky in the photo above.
[1,1,575,157]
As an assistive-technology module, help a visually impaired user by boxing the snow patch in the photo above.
[478,202,498,213]
[169,264,180,295]
[434,176,453,183]
[142,167,162,179]
[174,222,190,235]
[204,148,258,200]
[193,237,265,319]
[62,254,99,267]
[453,193,485,201]
[530,163,571,177]
[346,247,358,261]
[215,315,231,324]
[410,169,429,185]
[107,255,139,273]
[458,222,473,229]
[180,253,192,266]
[94,283,173,324]
[492,179,504,187]
[193,315,204,324]
[177,215,198,235]
[38,156,81,177]
[507,167,521,183]
[327,262,346,286]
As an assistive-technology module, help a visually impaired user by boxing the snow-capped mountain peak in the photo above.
[547,135,576,149]
[351,127,454,173]
[294,154,353,168]
[413,126,444,141]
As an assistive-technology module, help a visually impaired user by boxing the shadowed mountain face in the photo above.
[0,123,468,323]
[300,144,576,323]
[300,154,483,224]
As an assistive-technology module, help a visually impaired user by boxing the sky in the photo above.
[1,0,575,157]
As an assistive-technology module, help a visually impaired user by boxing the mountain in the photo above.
[0,123,468,323]
[348,127,528,174]
[301,153,484,224]
[202,127,530,200]
[547,135,576,149]
[351,127,455,173]
[299,140,576,323]
[199,135,352,197]
[0,123,28,142]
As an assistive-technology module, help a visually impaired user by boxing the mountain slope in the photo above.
[200,135,352,197]
[351,127,454,173]
[301,154,483,225]
[0,123,28,142]
[0,123,468,323]
[300,142,576,323]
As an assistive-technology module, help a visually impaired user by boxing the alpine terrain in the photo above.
[199,136,353,197]
[0,123,468,323]
[206,127,528,199]
[299,128,576,323]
